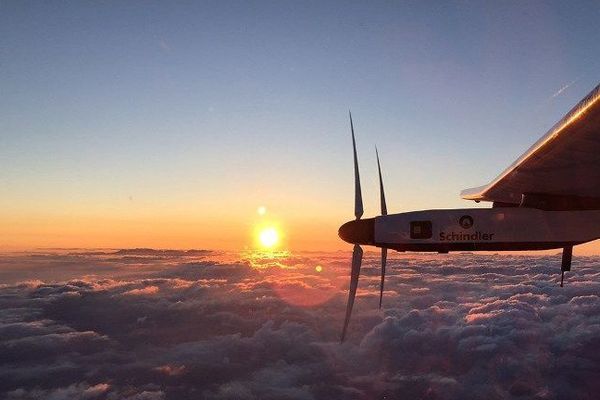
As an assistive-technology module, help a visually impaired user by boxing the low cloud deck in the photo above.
[1,250,599,399]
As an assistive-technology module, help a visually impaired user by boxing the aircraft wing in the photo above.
[461,83,600,207]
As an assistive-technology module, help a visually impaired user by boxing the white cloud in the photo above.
[0,251,599,399]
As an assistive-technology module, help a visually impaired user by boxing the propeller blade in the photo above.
[376,147,387,216]
[341,244,363,342]
[379,247,387,309]
[350,111,363,219]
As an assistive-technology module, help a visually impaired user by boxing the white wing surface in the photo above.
[461,84,600,206]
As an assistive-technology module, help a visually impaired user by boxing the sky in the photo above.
[2,1,600,252]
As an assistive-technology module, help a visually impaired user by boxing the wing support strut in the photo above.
[560,245,573,287]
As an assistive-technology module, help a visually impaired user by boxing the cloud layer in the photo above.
[1,249,600,399]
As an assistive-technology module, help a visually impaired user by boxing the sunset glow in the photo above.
[258,227,279,249]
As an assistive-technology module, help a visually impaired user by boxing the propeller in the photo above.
[340,114,390,340]
[376,147,387,309]
[341,111,364,342]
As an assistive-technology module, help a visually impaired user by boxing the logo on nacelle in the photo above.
[439,215,493,242]
[459,215,474,229]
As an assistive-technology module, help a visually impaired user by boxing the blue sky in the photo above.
[1,1,599,249]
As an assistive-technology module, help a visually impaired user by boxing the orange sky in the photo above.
[0,204,347,252]
[5,206,600,255]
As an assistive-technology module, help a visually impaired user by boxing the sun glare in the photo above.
[258,227,279,248]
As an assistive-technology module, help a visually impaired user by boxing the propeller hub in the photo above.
[338,218,375,245]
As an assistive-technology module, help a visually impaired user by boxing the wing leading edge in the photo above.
[461,84,600,206]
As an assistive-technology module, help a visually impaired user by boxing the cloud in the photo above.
[5,382,111,400]
[551,78,579,99]
[123,286,160,296]
[0,251,599,399]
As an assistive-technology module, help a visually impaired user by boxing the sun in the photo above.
[258,227,279,248]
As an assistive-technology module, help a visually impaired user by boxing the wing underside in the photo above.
[461,84,600,206]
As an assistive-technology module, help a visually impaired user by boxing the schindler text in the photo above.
[439,231,494,241]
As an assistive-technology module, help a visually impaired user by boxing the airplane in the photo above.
[339,83,600,341]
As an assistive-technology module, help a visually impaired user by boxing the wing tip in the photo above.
[460,185,488,201]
